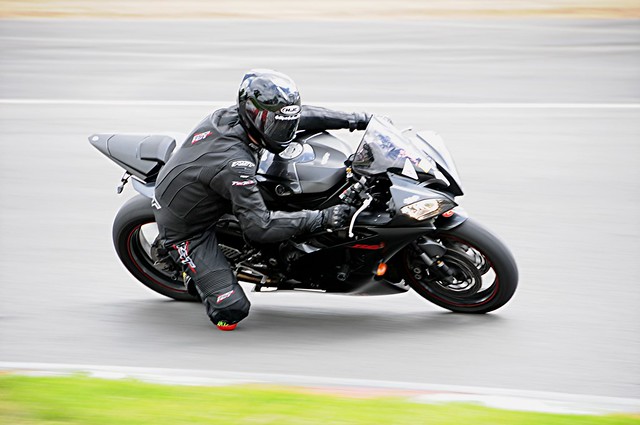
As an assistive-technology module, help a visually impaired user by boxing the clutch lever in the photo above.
[348,194,373,238]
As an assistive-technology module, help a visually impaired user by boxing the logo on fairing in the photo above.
[350,242,386,250]
[280,105,300,115]
[216,290,235,304]
[231,160,255,168]
[191,131,211,144]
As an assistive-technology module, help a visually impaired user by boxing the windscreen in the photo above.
[352,117,436,178]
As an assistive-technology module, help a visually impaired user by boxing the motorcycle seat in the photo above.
[89,133,176,182]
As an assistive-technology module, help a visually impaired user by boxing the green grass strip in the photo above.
[0,375,638,425]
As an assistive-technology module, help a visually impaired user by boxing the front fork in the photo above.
[412,237,456,284]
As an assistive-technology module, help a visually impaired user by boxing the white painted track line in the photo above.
[1,362,638,415]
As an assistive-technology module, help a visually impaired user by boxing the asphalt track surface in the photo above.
[0,19,639,399]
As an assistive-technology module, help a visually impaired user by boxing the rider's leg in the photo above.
[171,230,250,330]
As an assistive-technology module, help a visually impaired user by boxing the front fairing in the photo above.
[352,117,436,178]
[352,117,463,196]
[385,173,457,227]
[415,130,464,196]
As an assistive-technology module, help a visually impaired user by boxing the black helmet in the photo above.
[237,69,301,154]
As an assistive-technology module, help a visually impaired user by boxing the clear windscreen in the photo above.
[352,117,436,178]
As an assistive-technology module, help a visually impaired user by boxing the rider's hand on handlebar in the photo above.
[349,112,372,132]
[321,204,354,231]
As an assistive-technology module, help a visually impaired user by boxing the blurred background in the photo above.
[0,0,639,402]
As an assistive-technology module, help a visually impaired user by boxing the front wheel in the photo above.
[403,218,518,313]
[112,194,197,301]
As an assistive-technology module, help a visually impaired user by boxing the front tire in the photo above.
[403,218,518,313]
[112,194,197,301]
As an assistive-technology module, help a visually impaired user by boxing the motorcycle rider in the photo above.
[152,69,371,331]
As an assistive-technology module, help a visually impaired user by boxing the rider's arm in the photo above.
[209,157,322,243]
[299,105,370,133]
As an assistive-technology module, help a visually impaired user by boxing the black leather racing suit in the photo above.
[153,105,362,325]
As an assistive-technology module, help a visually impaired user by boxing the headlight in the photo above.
[400,198,454,221]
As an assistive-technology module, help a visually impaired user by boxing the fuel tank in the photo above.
[257,131,352,203]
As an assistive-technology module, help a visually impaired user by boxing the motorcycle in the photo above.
[89,117,518,313]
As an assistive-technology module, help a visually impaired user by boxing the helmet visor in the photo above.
[263,110,300,147]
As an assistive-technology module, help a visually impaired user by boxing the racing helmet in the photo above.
[237,69,301,154]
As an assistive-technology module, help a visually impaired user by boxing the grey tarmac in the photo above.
[0,19,638,400]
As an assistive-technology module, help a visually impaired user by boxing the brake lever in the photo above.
[348,194,373,238]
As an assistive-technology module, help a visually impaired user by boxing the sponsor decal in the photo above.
[442,209,455,218]
[231,160,255,168]
[280,105,301,115]
[417,159,432,173]
[275,114,300,121]
[216,289,235,304]
[173,241,196,273]
[231,179,256,187]
[401,157,419,180]
[191,131,212,144]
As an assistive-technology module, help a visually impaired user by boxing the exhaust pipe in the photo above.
[236,271,277,286]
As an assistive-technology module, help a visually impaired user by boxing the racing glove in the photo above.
[349,112,372,131]
[307,204,353,233]
[322,204,353,230]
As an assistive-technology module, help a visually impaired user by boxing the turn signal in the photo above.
[376,262,388,276]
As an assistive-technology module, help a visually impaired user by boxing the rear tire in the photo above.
[112,194,197,301]
[403,218,518,313]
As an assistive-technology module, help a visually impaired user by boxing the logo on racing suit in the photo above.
[151,194,161,209]
[216,289,235,304]
[231,160,255,169]
[191,131,212,144]
[173,241,196,273]
[231,179,256,187]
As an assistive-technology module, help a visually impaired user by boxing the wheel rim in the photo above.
[126,222,188,293]
[405,235,499,307]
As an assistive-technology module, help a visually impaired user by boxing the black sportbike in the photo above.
[90,117,518,313]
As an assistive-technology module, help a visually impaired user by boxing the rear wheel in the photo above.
[403,218,518,313]
[112,195,197,301]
